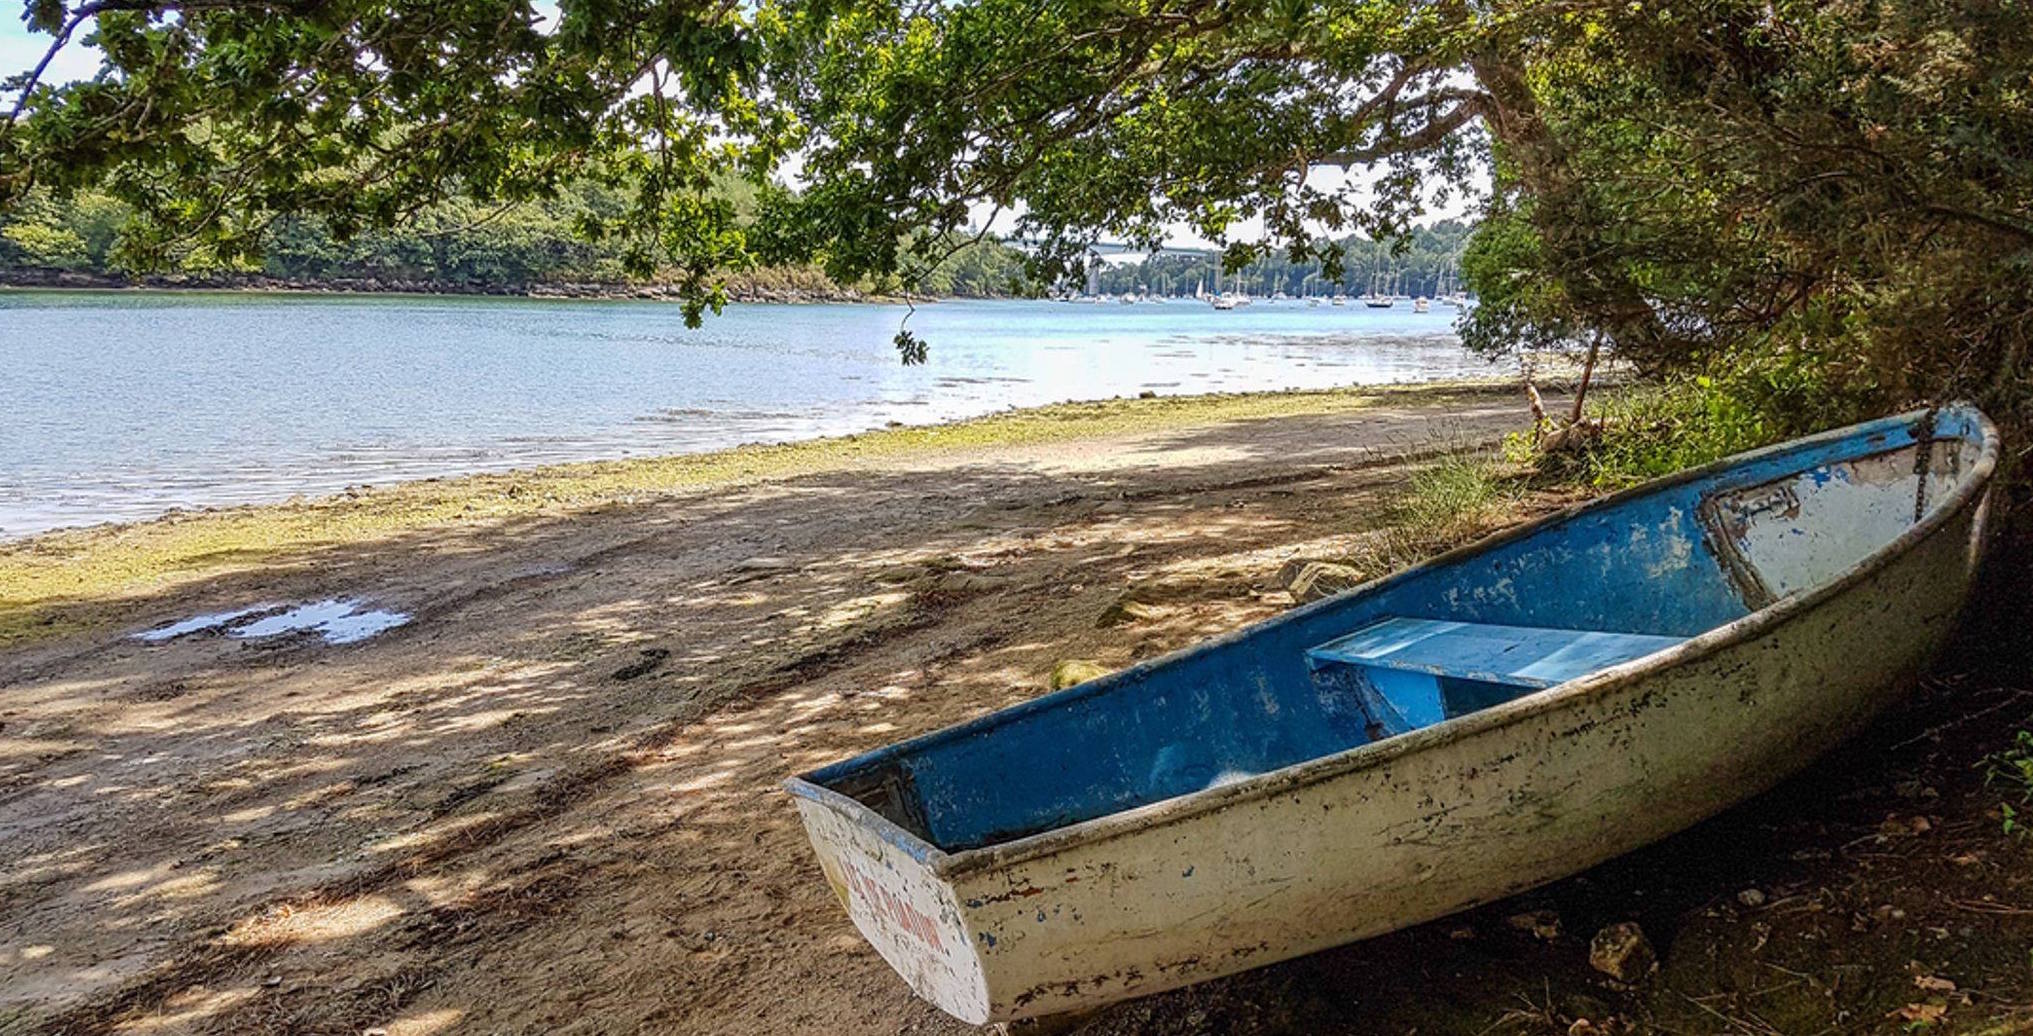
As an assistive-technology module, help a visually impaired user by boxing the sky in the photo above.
[0,14,99,95]
[1,13,1486,252]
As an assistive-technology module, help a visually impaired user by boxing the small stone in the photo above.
[1276,559,1365,603]
[611,647,669,682]
[1506,908,1562,941]
[1890,1003,1947,1025]
[1913,973,1957,993]
[1894,779,1940,800]
[1588,921,1657,982]
[1049,660,1111,690]
[1737,888,1767,908]
[934,571,1002,594]
[1878,814,1932,837]
[1096,597,1163,628]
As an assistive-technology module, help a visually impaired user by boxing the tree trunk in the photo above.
[1571,332,1602,425]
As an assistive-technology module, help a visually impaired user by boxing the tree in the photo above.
[1088,223,1474,298]
[7,0,2029,426]
[2,0,795,323]
[1,178,1040,294]
[1,213,86,267]
[3,0,1492,294]
[753,0,1491,288]
[1454,0,2033,434]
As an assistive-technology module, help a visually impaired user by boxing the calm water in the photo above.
[0,290,1495,536]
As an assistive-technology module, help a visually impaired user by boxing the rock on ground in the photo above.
[1589,922,1658,982]
[1049,659,1111,690]
[1277,559,1365,603]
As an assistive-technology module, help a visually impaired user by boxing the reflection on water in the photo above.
[1,292,1496,536]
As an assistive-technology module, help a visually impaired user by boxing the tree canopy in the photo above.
[2,0,1485,295]
[1453,0,2032,408]
[5,0,2031,428]
[2,0,795,322]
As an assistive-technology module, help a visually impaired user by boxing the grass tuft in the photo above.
[1398,450,1518,539]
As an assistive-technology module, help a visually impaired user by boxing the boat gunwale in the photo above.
[785,404,1998,881]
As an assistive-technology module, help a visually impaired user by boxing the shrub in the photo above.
[1983,730,2033,839]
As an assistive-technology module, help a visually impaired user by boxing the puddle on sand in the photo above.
[233,599,411,644]
[135,598,410,646]
[135,605,280,643]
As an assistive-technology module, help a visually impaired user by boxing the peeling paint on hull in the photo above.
[786,406,1997,1025]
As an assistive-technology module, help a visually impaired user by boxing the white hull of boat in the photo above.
[789,413,1996,1024]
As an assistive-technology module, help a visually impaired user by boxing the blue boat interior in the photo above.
[801,409,1987,853]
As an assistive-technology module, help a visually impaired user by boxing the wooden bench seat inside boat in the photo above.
[1306,617,1689,737]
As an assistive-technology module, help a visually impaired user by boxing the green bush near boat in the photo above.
[1984,731,2033,840]
[1510,351,1882,490]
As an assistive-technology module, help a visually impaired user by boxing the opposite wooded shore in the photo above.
[0,267,920,304]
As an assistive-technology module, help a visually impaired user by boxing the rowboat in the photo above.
[785,405,1997,1026]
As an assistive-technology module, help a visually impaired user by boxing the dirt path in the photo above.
[4,391,2030,1036]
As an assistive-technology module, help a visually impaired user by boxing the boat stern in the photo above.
[784,777,993,1024]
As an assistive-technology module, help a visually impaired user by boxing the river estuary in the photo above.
[0,290,1495,536]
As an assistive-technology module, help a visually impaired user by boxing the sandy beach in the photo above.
[4,384,2029,1035]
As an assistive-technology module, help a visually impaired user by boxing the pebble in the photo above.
[1276,559,1365,603]
[1506,908,1562,940]
[1095,597,1162,628]
[1738,888,1767,908]
[1049,660,1111,690]
[1588,921,1657,982]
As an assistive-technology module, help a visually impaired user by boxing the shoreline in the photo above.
[0,380,1520,645]
[0,269,949,305]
